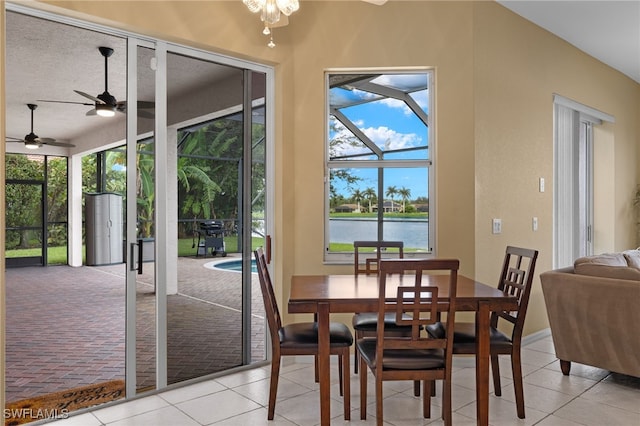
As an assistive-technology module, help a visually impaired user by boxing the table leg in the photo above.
[475,301,490,426]
[317,302,330,426]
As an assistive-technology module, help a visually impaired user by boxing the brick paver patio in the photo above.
[4,256,265,402]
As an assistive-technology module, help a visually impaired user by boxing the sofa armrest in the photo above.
[540,269,640,377]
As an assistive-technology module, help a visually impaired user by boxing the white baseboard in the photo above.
[522,327,551,346]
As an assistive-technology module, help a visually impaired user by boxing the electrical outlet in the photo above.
[533,217,538,231]
[539,177,545,192]
[492,218,502,234]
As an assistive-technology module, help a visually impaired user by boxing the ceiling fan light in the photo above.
[25,142,40,150]
[276,0,299,16]
[96,104,116,117]
[243,0,266,13]
[261,0,281,25]
[245,0,299,45]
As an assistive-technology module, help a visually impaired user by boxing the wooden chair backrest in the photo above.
[354,240,404,275]
[376,258,459,356]
[493,246,539,341]
[254,247,282,347]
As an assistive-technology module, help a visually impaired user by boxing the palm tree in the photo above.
[363,187,376,213]
[352,189,364,212]
[398,187,411,213]
[386,186,398,212]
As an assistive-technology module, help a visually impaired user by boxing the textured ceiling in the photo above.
[5,11,238,154]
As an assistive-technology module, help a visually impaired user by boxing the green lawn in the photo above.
[6,236,268,265]
[7,236,422,265]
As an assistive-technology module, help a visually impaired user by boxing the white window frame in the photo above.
[324,68,435,263]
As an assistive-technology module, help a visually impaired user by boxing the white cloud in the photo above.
[363,126,420,150]
[330,119,422,158]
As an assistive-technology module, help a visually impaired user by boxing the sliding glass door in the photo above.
[4,11,273,419]
[125,40,272,392]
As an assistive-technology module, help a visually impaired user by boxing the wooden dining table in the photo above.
[288,273,519,426]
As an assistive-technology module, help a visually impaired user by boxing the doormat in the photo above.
[4,379,125,426]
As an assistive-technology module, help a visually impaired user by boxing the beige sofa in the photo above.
[540,250,640,378]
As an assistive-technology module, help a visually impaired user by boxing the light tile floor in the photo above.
[51,335,640,426]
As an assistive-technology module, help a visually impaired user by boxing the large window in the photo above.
[325,71,434,261]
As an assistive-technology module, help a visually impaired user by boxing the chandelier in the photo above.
[243,0,300,48]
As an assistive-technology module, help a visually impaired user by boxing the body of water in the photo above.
[330,218,429,250]
[205,259,257,273]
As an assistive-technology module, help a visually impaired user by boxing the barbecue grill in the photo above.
[196,220,226,257]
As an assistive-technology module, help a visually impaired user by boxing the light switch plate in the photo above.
[492,218,502,234]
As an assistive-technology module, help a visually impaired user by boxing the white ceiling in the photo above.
[498,0,640,84]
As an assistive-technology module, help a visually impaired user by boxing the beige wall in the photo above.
[1,1,639,379]
[473,2,639,334]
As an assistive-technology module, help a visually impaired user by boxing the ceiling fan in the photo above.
[39,46,154,119]
[247,0,387,46]
[6,104,75,149]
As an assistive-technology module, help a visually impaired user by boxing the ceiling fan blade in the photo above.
[37,137,56,143]
[74,90,102,103]
[113,107,155,119]
[43,140,76,148]
[6,136,23,142]
[113,101,155,118]
[37,99,94,106]
[115,100,155,111]
[86,109,97,116]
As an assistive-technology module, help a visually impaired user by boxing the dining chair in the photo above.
[253,248,353,420]
[352,241,408,374]
[426,245,538,419]
[357,258,459,426]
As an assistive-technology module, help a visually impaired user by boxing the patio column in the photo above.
[166,126,178,295]
[68,154,83,267]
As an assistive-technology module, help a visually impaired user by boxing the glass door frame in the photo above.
[125,39,275,396]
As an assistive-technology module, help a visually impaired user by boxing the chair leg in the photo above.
[491,354,502,396]
[422,380,431,418]
[314,355,319,383]
[442,378,452,426]
[342,349,351,420]
[511,351,525,419]
[338,354,344,396]
[354,330,359,374]
[359,356,367,420]
[267,356,281,420]
[375,375,384,426]
[560,359,571,375]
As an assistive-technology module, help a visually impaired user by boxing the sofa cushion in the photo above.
[574,253,640,281]
[622,249,640,269]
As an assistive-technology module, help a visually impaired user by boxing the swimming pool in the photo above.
[205,259,257,273]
